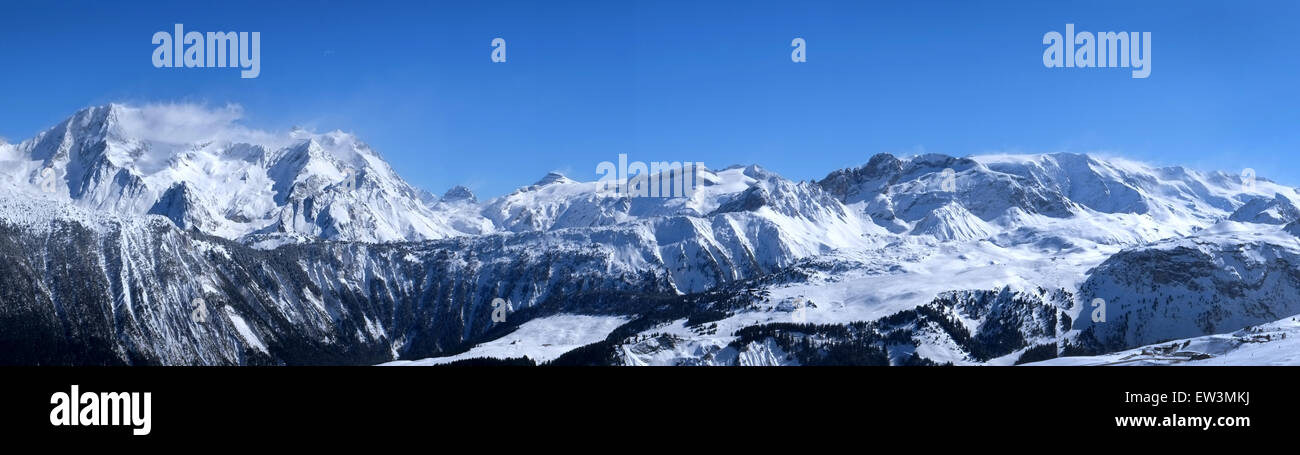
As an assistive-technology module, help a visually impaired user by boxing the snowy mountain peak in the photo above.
[146,182,214,231]
[442,185,477,203]
[533,171,575,186]
[1228,192,1300,225]
[2,103,475,244]
[910,201,994,241]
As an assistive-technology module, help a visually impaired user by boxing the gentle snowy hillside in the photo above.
[1030,315,1300,366]
[380,314,629,365]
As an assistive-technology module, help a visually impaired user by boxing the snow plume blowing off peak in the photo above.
[110,102,282,147]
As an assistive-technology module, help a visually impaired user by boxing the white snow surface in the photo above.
[1030,315,1300,366]
[380,314,629,365]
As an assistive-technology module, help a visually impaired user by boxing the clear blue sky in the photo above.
[1,0,1297,198]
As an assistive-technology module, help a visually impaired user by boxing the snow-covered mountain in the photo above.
[5,103,1300,366]
[0,104,471,244]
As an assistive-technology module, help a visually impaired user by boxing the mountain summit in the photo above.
[0,104,471,244]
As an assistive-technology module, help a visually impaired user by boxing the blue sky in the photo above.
[1,0,1297,198]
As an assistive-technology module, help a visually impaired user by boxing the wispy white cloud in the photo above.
[112,102,289,149]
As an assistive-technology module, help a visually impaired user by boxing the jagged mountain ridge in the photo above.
[6,103,1300,365]
[8,105,1296,251]
[0,105,469,244]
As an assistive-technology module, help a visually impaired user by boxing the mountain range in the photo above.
[3,103,1299,366]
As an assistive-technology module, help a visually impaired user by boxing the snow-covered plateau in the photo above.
[3,103,1299,366]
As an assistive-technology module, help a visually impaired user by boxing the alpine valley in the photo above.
[4,103,1300,366]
